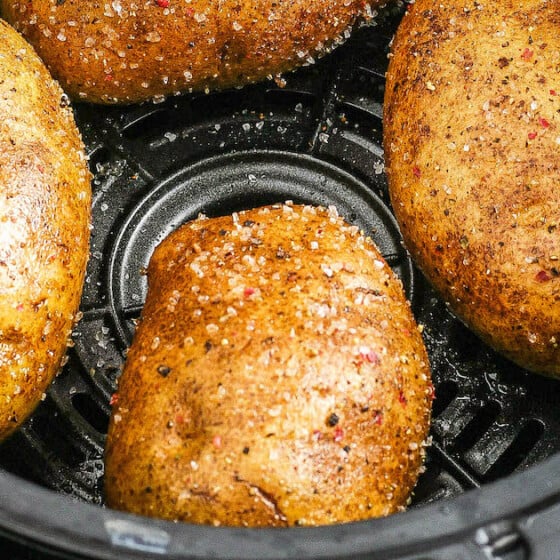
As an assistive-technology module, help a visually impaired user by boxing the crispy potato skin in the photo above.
[0,20,91,441]
[384,1,560,376]
[105,204,432,527]
[1,0,384,104]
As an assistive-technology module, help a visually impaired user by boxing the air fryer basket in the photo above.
[1,7,560,560]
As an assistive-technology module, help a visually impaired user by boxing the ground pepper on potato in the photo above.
[1,0,388,104]
[104,203,432,527]
[0,19,91,441]
[384,0,560,376]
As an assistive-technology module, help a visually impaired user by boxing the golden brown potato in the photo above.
[0,19,91,441]
[104,203,432,527]
[384,0,560,376]
[1,0,386,105]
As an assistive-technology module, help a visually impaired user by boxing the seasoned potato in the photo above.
[0,19,91,441]
[104,203,432,527]
[384,0,560,376]
[1,0,386,105]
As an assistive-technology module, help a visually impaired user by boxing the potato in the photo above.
[384,0,560,376]
[104,203,432,527]
[1,0,386,105]
[0,19,91,441]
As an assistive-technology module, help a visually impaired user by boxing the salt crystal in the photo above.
[146,31,161,43]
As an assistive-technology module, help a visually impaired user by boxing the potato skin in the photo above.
[384,1,560,376]
[0,20,91,441]
[104,203,432,527]
[1,0,384,105]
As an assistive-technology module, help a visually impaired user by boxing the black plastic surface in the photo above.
[1,6,560,559]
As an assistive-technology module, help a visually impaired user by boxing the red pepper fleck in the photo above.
[175,413,185,424]
[398,390,407,407]
[365,350,379,363]
[185,6,194,16]
[373,411,383,426]
[156,0,169,6]
[355,350,379,368]
[16,303,24,311]
[528,131,537,140]
[109,393,119,406]
[359,349,379,365]
[427,383,436,401]
[521,47,534,61]
[312,430,323,441]
[104,74,113,82]
[212,435,222,448]
[538,117,550,129]
[550,90,557,96]
[333,427,344,442]
[354,350,380,367]
[412,166,421,178]
[536,270,551,283]
[243,287,255,298]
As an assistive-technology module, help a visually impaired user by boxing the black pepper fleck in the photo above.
[157,365,171,377]
[326,413,339,427]
[242,446,250,454]
[498,56,510,68]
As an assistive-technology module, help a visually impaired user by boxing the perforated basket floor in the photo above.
[1,7,560,560]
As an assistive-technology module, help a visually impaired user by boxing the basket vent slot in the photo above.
[485,419,545,481]
[432,379,459,417]
[71,393,110,435]
[452,400,502,454]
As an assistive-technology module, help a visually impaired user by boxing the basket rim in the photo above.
[1,451,559,559]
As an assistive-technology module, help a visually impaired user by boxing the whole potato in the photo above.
[0,19,91,441]
[384,0,560,376]
[104,203,432,527]
[1,0,386,105]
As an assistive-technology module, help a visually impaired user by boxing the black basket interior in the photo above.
[1,6,560,555]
